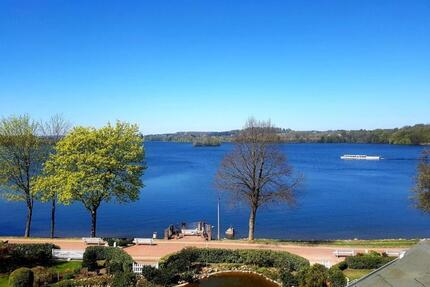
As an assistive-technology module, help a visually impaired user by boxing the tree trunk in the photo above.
[24,203,33,238]
[50,197,56,238]
[248,206,257,240]
[90,209,97,237]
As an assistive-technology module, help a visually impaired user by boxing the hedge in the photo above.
[160,247,310,273]
[0,243,58,272]
[82,246,134,273]
[52,275,111,287]
[346,252,395,269]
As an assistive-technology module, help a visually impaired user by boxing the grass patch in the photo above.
[0,275,8,287]
[234,239,418,248]
[51,260,82,273]
[343,268,373,281]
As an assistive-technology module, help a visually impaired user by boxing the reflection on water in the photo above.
[184,272,279,287]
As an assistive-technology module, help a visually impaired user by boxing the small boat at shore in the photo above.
[225,227,235,239]
[341,154,381,160]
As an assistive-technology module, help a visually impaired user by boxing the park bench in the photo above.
[384,250,406,257]
[52,249,84,260]
[133,238,155,245]
[181,228,199,236]
[333,250,356,257]
[82,237,105,245]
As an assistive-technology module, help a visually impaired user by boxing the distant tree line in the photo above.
[145,124,430,145]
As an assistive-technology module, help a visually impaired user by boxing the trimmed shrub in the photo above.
[332,260,348,271]
[82,246,133,273]
[328,267,347,287]
[0,243,58,272]
[280,268,298,287]
[111,271,136,287]
[31,266,56,286]
[104,238,134,247]
[346,253,395,269]
[160,247,309,273]
[299,264,329,287]
[52,275,111,287]
[9,267,34,287]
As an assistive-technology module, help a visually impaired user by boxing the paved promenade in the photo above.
[1,237,408,267]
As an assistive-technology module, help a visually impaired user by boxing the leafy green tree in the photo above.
[35,122,145,237]
[412,149,430,213]
[0,115,45,237]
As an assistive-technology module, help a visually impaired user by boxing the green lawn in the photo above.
[343,268,374,281]
[51,260,82,273]
[0,275,9,287]
[236,239,418,248]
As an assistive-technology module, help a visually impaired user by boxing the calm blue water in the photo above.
[0,142,428,240]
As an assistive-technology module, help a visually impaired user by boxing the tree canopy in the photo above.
[0,115,45,237]
[35,121,146,237]
[412,150,430,213]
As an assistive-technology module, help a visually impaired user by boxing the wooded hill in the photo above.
[144,124,430,145]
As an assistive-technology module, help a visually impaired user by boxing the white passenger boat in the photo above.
[340,154,381,160]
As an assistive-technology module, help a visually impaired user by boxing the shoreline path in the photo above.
[2,237,408,267]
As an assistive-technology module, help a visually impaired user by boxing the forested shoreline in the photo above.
[144,124,430,145]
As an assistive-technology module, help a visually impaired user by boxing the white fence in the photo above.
[132,262,159,273]
[52,249,84,260]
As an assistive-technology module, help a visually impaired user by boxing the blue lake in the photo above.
[0,142,428,240]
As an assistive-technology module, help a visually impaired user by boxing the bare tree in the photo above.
[412,149,430,213]
[215,118,301,240]
[38,114,71,238]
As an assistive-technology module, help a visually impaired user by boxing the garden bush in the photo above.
[280,268,298,287]
[52,275,111,287]
[82,246,133,273]
[160,247,309,273]
[298,264,329,287]
[9,267,34,287]
[31,266,56,286]
[346,252,395,269]
[111,271,136,287]
[328,267,347,287]
[0,243,58,272]
[103,237,134,247]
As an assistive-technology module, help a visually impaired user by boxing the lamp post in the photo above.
[217,191,220,240]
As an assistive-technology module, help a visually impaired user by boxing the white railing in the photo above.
[52,249,84,260]
[318,260,332,268]
[132,262,159,273]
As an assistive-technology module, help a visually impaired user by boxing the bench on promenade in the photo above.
[133,238,155,245]
[82,237,105,245]
[181,228,199,236]
[333,250,356,257]
[384,250,406,257]
[52,249,84,260]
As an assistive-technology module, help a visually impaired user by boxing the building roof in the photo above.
[348,240,430,287]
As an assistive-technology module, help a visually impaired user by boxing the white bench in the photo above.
[133,238,155,245]
[82,237,105,245]
[384,250,405,257]
[181,228,199,236]
[333,250,356,257]
[52,249,84,260]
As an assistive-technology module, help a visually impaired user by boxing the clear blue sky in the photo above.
[0,0,429,134]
